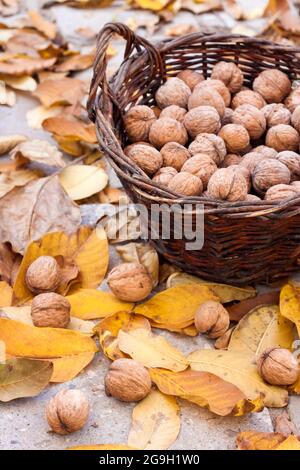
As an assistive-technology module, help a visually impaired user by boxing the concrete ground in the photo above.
[0,0,297,450]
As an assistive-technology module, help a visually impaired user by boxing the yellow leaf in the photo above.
[0,281,12,307]
[132,0,171,11]
[135,284,217,328]
[0,74,37,91]
[51,352,95,382]
[118,328,188,372]
[236,431,300,450]
[188,349,288,408]
[151,321,198,336]
[128,389,180,450]
[68,444,136,450]
[0,318,97,358]
[59,165,108,200]
[150,368,263,417]
[43,117,97,143]
[67,289,133,320]
[94,311,151,360]
[280,283,300,336]
[228,305,294,356]
[167,272,256,303]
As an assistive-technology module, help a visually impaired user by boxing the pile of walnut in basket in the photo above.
[123,62,300,202]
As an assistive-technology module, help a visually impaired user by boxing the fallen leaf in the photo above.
[54,53,94,72]
[50,352,95,382]
[188,349,288,408]
[118,328,188,372]
[0,176,81,254]
[0,80,16,106]
[26,104,64,129]
[280,283,300,336]
[0,281,12,307]
[130,0,172,11]
[227,291,280,322]
[33,78,85,108]
[0,169,41,198]
[68,444,136,450]
[275,411,297,436]
[0,358,53,402]
[11,140,65,167]
[0,56,56,76]
[99,187,127,204]
[0,242,21,285]
[0,135,26,155]
[165,23,198,37]
[214,326,235,349]
[43,116,97,143]
[150,368,263,416]
[0,0,20,16]
[236,431,300,450]
[67,289,133,320]
[28,10,57,40]
[53,135,84,156]
[0,74,37,91]
[128,389,180,450]
[0,341,5,362]
[59,165,108,200]
[116,242,159,287]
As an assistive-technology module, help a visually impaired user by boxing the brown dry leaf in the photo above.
[275,411,297,437]
[180,0,222,14]
[0,176,81,254]
[0,81,16,107]
[53,135,84,156]
[99,187,127,204]
[116,242,159,287]
[118,328,188,372]
[43,117,97,143]
[150,368,263,416]
[0,56,57,76]
[264,0,291,17]
[236,431,300,450]
[28,10,57,40]
[0,0,19,16]
[0,242,20,285]
[227,291,280,322]
[0,74,37,91]
[11,140,65,168]
[165,23,198,37]
[26,104,64,129]
[128,389,180,450]
[33,78,85,108]
[0,135,26,155]
[38,71,68,82]
[54,53,94,72]
[0,169,41,198]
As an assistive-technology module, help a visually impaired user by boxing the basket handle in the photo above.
[87,22,163,122]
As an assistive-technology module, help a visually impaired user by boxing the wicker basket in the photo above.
[88,22,300,286]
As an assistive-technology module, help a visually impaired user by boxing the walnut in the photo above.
[123,105,156,142]
[31,292,70,328]
[206,167,248,202]
[152,166,177,186]
[230,164,251,191]
[262,103,291,127]
[218,124,250,153]
[124,143,162,175]
[232,104,266,140]
[231,90,266,110]
[252,145,278,159]
[149,118,188,148]
[239,152,266,172]
[195,79,231,106]
[188,133,226,165]
[177,69,204,90]
[245,194,261,202]
[168,171,203,196]
[194,300,230,338]
[222,153,242,167]
[25,256,60,294]
[151,106,161,118]
[160,142,190,170]
[266,124,300,152]
[181,154,217,188]
[221,107,234,126]
[253,69,291,103]
[108,263,153,302]
[105,358,151,402]
[155,77,191,109]
[264,184,299,201]
[46,389,89,435]
[291,105,300,133]
[257,347,299,386]
[285,86,300,112]
[211,61,243,93]
[276,151,300,177]
[291,180,300,191]
[188,87,225,116]
[184,106,221,137]
[160,105,187,123]
[252,158,291,192]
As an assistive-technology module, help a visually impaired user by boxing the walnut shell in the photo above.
[168,171,203,196]
[285,86,300,112]
[155,77,191,109]
[257,347,299,386]
[188,87,225,116]
[231,90,266,110]
[291,105,300,133]
[184,106,221,137]
[188,133,226,165]
[264,184,299,201]
[160,142,190,170]
[222,153,242,167]
[252,145,278,159]
[262,103,291,127]
[266,124,300,152]
[31,292,70,328]
[194,300,230,338]
[149,118,188,148]
[108,263,153,302]
[195,79,231,107]
[46,389,89,435]
[152,166,178,186]
[125,143,162,175]
[177,69,204,90]
[25,256,60,294]
[232,104,266,140]
[123,105,156,142]
[105,358,151,402]
[276,151,300,177]
[291,180,300,191]
[218,124,250,153]
[207,167,248,202]
[151,106,161,118]
[181,154,217,188]
[253,69,291,103]
[230,164,251,192]
[221,107,234,126]
[246,194,261,202]
[160,105,187,123]
[211,61,243,93]
[252,158,291,192]
[239,152,266,172]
